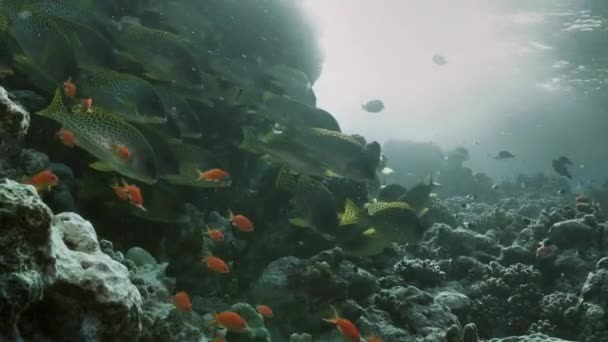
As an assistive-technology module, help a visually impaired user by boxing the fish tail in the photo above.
[37,88,66,118]
[322,305,340,324]
[339,198,362,226]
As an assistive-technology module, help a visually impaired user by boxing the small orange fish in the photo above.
[196,169,232,185]
[228,211,254,232]
[110,142,131,161]
[213,312,249,333]
[81,98,93,112]
[204,226,225,242]
[204,255,230,274]
[24,170,59,193]
[367,336,383,342]
[111,179,130,201]
[256,304,273,318]
[111,179,146,211]
[63,77,76,98]
[56,128,76,147]
[323,305,360,342]
[173,291,192,312]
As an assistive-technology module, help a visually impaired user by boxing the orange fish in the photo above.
[110,142,131,161]
[111,179,130,201]
[173,291,192,312]
[24,170,59,193]
[111,179,146,211]
[323,305,360,342]
[81,98,93,112]
[204,255,230,274]
[367,336,383,342]
[256,304,273,318]
[63,77,76,98]
[213,311,249,333]
[204,226,225,242]
[197,168,230,182]
[228,211,254,232]
[56,128,76,147]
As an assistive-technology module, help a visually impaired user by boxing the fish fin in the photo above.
[362,227,377,237]
[322,305,340,324]
[418,207,430,218]
[288,217,311,228]
[324,169,342,178]
[89,161,114,172]
[275,167,297,191]
[37,88,66,118]
[339,198,362,226]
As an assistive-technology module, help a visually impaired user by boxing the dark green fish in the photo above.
[154,85,202,139]
[112,19,202,86]
[339,199,425,256]
[240,127,332,179]
[289,128,379,182]
[378,184,408,202]
[401,178,436,212]
[275,167,338,239]
[1,1,77,84]
[37,89,158,184]
[74,67,166,124]
[161,142,231,188]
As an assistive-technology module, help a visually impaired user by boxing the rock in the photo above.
[0,179,143,341]
[0,86,30,139]
[0,179,52,340]
[434,291,472,313]
[40,212,143,340]
[548,219,598,249]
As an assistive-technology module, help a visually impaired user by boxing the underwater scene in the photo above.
[1,0,608,341]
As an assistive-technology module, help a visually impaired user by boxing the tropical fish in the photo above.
[173,291,192,312]
[493,151,515,160]
[63,77,76,98]
[160,143,230,188]
[275,167,338,239]
[377,184,408,202]
[73,67,167,124]
[23,170,59,193]
[228,212,254,232]
[112,18,202,86]
[111,179,145,211]
[110,142,130,161]
[204,255,230,274]
[256,305,273,318]
[211,312,249,333]
[56,128,76,147]
[401,178,436,212]
[240,127,333,179]
[432,54,447,66]
[80,98,92,112]
[339,199,425,256]
[153,84,202,139]
[37,89,158,184]
[322,305,360,342]
[197,168,231,184]
[204,226,225,242]
[361,99,384,113]
[287,128,381,182]
[2,2,78,86]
